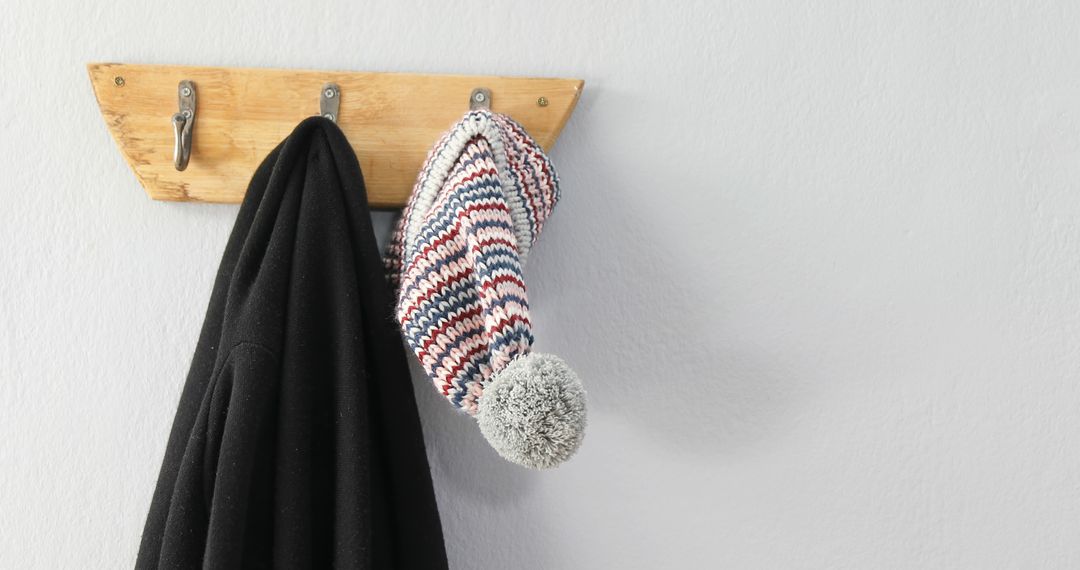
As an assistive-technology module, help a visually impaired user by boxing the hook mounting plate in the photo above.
[469,87,491,111]
[320,83,340,123]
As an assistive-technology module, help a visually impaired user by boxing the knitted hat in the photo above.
[386,109,586,469]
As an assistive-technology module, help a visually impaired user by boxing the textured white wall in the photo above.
[3,1,1080,568]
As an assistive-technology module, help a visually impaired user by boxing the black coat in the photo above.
[136,117,448,569]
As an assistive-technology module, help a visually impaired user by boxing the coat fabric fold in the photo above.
[136,117,447,569]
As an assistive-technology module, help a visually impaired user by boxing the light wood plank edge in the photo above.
[87,63,165,203]
[86,63,584,208]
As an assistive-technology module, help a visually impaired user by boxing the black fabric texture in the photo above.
[136,117,448,569]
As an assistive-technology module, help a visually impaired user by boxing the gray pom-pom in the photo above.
[476,353,587,469]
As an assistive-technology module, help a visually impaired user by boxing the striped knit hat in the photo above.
[386,109,586,469]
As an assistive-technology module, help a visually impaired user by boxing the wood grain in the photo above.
[87,63,584,208]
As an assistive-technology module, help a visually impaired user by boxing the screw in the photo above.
[182,109,192,119]
[180,86,192,97]
[537,96,549,107]
[324,88,336,98]
[473,91,487,103]
[323,113,335,121]
[114,76,125,87]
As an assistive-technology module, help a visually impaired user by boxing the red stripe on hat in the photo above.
[416,305,485,361]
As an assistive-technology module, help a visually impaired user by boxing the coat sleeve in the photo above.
[140,342,280,570]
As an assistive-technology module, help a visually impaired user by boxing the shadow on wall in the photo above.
[524,84,811,457]
[406,358,557,569]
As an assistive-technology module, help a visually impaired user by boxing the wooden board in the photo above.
[87,63,583,208]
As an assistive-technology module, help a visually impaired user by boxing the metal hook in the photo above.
[172,80,196,171]
[320,83,340,123]
[469,87,491,110]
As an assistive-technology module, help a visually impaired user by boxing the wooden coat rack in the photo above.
[87,63,584,208]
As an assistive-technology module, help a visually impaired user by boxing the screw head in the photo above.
[323,113,335,121]
[473,91,487,103]
[180,86,192,97]
[182,109,192,119]
[324,88,336,98]
[537,96,549,107]
[114,76,125,87]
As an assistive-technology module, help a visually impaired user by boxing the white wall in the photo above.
[3,1,1080,568]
